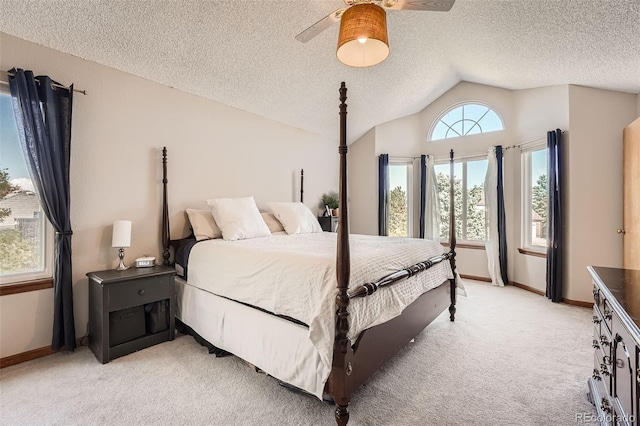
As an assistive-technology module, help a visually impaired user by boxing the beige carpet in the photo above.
[1,281,597,425]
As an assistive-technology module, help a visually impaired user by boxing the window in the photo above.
[0,90,53,284]
[522,147,548,251]
[430,103,503,141]
[434,158,487,242]
[388,162,413,237]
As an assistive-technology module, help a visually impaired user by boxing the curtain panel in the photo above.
[484,146,508,287]
[420,155,441,241]
[495,146,509,285]
[378,154,389,236]
[484,147,504,287]
[546,129,564,303]
[9,68,76,351]
[419,155,426,238]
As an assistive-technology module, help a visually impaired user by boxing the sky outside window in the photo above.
[0,94,32,190]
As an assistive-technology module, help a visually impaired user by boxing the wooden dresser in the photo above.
[588,266,640,425]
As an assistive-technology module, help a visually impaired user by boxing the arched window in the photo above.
[429,103,503,141]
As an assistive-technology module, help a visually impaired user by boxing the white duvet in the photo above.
[187,232,454,390]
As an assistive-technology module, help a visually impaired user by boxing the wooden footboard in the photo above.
[327,280,451,397]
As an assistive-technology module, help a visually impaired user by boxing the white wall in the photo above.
[347,128,377,235]
[0,33,339,358]
[566,85,637,302]
[511,85,569,293]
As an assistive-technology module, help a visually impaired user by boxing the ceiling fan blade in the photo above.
[382,0,455,11]
[295,9,345,43]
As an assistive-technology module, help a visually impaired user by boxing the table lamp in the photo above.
[112,220,132,271]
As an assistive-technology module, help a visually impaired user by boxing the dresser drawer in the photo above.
[597,349,613,396]
[108,276,171,312]
[612,312,636,425]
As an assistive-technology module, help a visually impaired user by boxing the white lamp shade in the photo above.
[112,220,132,248]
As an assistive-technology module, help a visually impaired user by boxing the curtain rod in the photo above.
[504,130,567,150]
[0,71,87,95]
[390,155,421,160]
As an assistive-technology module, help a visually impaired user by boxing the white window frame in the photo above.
[428,101,505,142]
[388,160,413,238]
[521,144,548,253]
[434,155,488,245]
[0,88,54,286]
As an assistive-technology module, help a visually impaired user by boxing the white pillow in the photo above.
[207,197,271,241]
[268,202,323,235]
[185,209,222,241]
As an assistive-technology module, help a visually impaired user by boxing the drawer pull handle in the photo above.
[138,289,145,296]
[600,336,610,347]
[637,370,640,385]
[592,316,601,325]
[592,369,601,381]
[600,398,611,413]
[600,365,610,376]
[603,309,612,320]
[592,339,600,349]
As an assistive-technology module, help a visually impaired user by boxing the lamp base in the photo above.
[115,247,129,271]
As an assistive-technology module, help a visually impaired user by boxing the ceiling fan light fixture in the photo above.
[337,4,389,68]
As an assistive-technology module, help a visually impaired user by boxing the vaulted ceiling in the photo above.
[1,0,638,142]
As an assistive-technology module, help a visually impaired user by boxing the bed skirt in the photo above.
[175,277,328,399]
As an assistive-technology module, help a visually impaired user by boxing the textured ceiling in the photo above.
[0,0,638,142]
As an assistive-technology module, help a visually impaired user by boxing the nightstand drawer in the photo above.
[108,276,170,312]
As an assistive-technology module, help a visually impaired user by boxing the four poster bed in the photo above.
[160,82,459,425]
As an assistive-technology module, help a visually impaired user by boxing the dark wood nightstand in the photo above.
[318,216,338,232]
[87,265,175,363]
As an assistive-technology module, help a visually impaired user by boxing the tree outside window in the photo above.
[0,92,51,282]
[435,159,487,242]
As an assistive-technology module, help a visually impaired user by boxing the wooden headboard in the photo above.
[160,151,306,265]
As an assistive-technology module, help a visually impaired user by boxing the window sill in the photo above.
[517,248,546,258]
[0,279,54,296]
[441,242,486,250]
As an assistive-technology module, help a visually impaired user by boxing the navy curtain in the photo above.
[495,146,509,285]
[378,154,389,236]
[419,155,426,239]
[546,129,563,303]
[9,69,75,351]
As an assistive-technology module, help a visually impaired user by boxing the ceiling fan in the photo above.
[295,0,455,67]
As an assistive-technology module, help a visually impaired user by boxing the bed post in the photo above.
[300,169,304,203]
[448,149,457,321]
[333,82,351,426]
[162,147,170,266]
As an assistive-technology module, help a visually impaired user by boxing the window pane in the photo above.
[429,103,504,141]
[465,159,487,241]
[0,93,47,279]
[388,165,409,237]
[435,160,486,242]
[530,150,548,247]
[435,162,462,240]
[440,106,462,127]
[462,104,488,122]
[431,122,448,141]
[479,109,503,133]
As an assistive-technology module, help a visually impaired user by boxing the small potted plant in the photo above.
[320,191,339,217]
